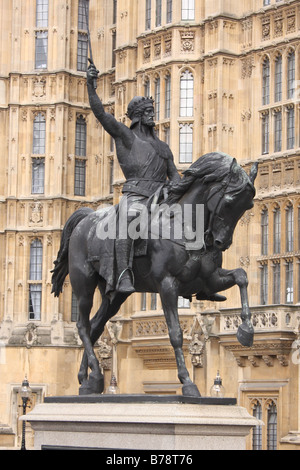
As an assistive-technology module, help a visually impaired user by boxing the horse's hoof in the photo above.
[78,371,87,385]
[79,376,104,395]
[237,321,254,347]
[182,383,201,398]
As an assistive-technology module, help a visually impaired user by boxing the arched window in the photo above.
[144,79,150,97]
[260,263,268,305]
[145,0,151,30]
[29,239,43,280]
[165,74,171,118]
[35,0,48,69]
[71,291,80,322]
[273,207,281,253]
[274,109,282,152]
[261,208,268,255]
[28,239,43,320]
[150,293,157,310]
[285,261,293,304]
[273,262,280,304]
[155,77,161,121]
[78,0,88,30]
[180,70,194,117]
[250,397,278,450]
[32,114,46,193]
[77,0,88,71]
[156,0,162,27]
[182,0,195,20]
[262,57,270,105]
[262,112,269,154]
[286,204,294,252]
[274,54,282,102]
[287,51,295,99]
[287,106,295,150]
[252,401,262,450]
[267,402,277,450]
[166,0,172,23]
[33,113,46,155]
[179,123,193,163]
[75,115,87,157]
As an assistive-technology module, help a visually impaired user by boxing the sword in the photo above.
[84,0,97,89]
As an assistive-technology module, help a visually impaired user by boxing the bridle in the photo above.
[204,159,236,247]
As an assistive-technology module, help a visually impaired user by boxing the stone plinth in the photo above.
[22,395,259,450]
[0,423,15,448]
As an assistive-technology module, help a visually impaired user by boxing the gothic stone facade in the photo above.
[0,0,300,450]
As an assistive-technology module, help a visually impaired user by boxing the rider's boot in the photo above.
[116,240,135,294]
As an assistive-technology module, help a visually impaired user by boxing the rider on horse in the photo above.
[87,63,181,294]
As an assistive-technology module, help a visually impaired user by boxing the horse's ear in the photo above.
[249,162,258,184]
[231,158,239,173]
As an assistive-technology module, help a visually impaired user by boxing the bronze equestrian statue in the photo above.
[51,63,258,397]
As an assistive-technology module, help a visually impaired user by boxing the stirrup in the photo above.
[116,268,135,294]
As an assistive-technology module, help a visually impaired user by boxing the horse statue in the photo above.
[51,152,258,397]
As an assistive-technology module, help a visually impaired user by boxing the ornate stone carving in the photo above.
[241,56,254,79]
[163,33,172,57]
[274,12,283,38]
[32,77,46,100]
[180,31,195,53]
[96,338,112,371]
[188,333,205,367]
[261,16,271,41]
[153,38,161,59]
[29,202,43,224]
[25,323,38,347]
[286,8,296,34]
[143,40,151,63]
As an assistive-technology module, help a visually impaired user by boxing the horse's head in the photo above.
[205,158,258,251]
[166,152,258,251]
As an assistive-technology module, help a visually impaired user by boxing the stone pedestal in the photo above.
[0,423,15,448]
[22,395,259,451]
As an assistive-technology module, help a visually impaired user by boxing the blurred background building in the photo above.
[0,0,300,450]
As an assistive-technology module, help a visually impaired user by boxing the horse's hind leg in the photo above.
[77,295,110,385]
[71,269,104,394]
[78,291,129,389]
[159,276,201,398]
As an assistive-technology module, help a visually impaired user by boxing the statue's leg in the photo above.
[76,292,105,395]
[78,295,110,385]
[234,269,254,347]
[69,261,104,395]
[115,239,135,294]
[206,267,254,347]
[159,276,201,398]
[78,292,129,385]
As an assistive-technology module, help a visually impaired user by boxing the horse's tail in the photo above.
[51,207,93,297]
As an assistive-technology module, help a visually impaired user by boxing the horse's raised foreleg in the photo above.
[234,269,254,348]
[206,267,254,347]
[160,276,201,397]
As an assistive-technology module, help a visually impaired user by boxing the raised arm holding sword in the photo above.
[84,1,180,294]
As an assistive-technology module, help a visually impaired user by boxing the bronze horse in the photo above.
[51,152,258,397]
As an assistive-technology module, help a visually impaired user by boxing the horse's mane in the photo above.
[167,152,255,204]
